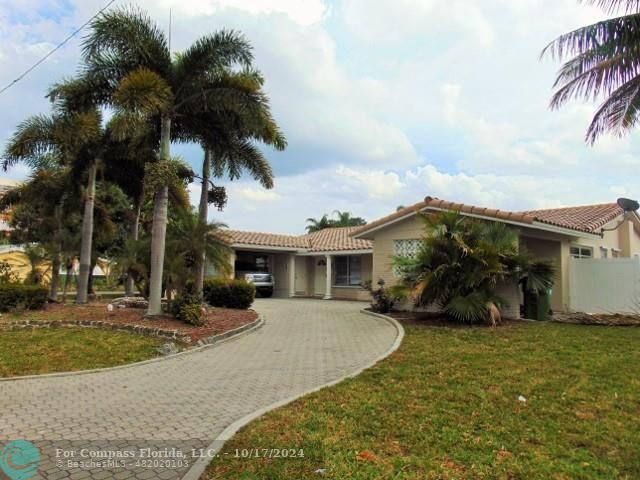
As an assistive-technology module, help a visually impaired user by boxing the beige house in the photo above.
[219,196,640,316]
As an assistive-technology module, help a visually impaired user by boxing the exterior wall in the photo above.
[495,280,521,319]
[370,215,424,287]
[272,253,291,297]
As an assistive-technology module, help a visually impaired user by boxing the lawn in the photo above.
[0,328,165,377]
[204,321,640,480]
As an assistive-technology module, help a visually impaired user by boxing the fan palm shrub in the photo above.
[395,211,555,324]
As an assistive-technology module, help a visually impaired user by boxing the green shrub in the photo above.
[227,280,256,309]
[179,303,205,326]
[203,278,255,309]
[203,278,231,308]
[0,284,48,312]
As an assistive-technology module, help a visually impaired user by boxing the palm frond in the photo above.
[580,0,640,13]
[113,68,173,115]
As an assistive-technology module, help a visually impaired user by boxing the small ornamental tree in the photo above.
[394,211,555,324]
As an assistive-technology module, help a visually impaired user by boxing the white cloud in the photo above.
[142,0,329,25]
[234,186,281,203]
[335,165,404,198]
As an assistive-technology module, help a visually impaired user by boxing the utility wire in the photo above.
[0,0,118,96]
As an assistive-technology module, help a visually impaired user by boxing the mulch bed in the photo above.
[1,303,259,345]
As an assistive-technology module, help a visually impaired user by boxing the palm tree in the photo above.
[165,208,231,304]
[542,0,640,143]
[183,81,286,295]
[332,210,366,227]
[81,7,258,315]
[1,100,104,303]
[305,214,333,233]
[394,211,555,324]
[0,170,75,300]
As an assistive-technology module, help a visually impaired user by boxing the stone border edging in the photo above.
[0,315,265,383]
[181,308,405,480]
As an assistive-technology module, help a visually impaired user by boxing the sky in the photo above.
[0,0,637,234]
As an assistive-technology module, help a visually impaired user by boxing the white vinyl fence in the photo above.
[569,257,640,313]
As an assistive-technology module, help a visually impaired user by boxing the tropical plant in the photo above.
[164,208,231,302]
[305,214,333,233]
[395,211,555,324]
[189,77,287,294]
[306,211,367,233]
[81,7,263,315]
[332,210,367,227]
[542,0,640,143]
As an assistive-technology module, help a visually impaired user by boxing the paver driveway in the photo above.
[0,299,399,479]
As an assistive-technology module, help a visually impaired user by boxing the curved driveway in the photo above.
[0,299,399,480]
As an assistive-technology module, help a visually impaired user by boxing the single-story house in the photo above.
[217,196,640,316]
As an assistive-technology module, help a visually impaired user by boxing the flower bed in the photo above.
[0,303,259,345]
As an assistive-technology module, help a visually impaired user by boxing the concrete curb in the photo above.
[181,308,404,480]
[0,315,265,382]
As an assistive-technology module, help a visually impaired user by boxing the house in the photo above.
[218,196,640,316]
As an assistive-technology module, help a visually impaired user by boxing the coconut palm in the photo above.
[81,7,260,315]
[542,0,640,143]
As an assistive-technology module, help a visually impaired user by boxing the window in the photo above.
[570,246,593,259]
[600,247,608,259]
[334,255,362,286]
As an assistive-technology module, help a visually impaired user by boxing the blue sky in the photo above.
[0,0,638,234]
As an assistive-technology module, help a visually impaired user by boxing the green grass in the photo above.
[0,328,164,377]
[204,322,640,480]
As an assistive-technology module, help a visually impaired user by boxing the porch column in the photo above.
[324,254,332,299]
[288,254,296,297]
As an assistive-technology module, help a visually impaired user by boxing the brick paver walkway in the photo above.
[0,299,398,479]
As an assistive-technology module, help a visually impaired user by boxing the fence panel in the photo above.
[569,257,640,313]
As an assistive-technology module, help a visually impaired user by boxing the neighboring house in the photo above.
[218,195,640,316]
[0,177,21,234]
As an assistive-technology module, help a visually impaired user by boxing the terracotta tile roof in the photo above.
[220,230,310,249]
[522,203,622,234]
[218,227,373,252]
[424,196,536,224]
[303,227,373,252]
[353,196,625,237]
[349,201,427,238]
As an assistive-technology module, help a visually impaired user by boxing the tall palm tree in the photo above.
[1,100,104,303]
[81,7,258,315]
[184,93,286,294]
[332,210,367,227]
[542,0,640,143]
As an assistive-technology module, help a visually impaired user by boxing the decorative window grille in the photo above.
[393,239,422,276]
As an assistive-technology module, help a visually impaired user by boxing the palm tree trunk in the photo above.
[125,203,141,297]
[195,148,211,296]
[76,161,97,304]
[147,114,171,316]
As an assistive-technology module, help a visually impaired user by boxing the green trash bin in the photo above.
[524,288,552,321]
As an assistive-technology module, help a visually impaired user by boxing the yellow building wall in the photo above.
[0,249,52,283]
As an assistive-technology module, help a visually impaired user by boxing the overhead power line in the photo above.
[0,0,118,96]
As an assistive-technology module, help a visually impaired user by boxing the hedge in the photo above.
[0,284,48,312]
[203,278,255,309]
